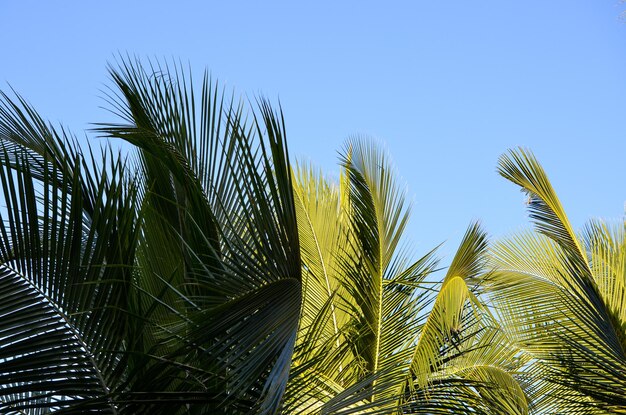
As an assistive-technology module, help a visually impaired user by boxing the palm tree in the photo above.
[0,59,527,414]
[480,148,626,413]
[0,58,302,414]
[284,140,528,414]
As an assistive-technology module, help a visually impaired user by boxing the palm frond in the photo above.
[0,92,140,413]
[97,57,302,413]
[487,148,626,412]
[337,137,412,378]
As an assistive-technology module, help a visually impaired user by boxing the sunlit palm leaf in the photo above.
[287,141,526,414]
[487,148,626,412]
[338,137,413,379]
[405,223,528,414]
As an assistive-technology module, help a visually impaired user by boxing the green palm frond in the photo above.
[583,220,626,326]
[0,58,304,414]
[96,57,302,414]
[405,223,528,415]
[0,92,140,413]
[3,62,592,414]
[497,148,585,261]
[338,137,413,378]
[292,164,346,356]
[285,139,442,413]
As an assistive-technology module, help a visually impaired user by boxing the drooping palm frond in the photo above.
[1,61,567,414]
[0,58,304,414]
[497,149,622,348]
[0,92,140,413]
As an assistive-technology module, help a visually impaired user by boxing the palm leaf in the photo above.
[0,93,140,413]
[97,57,302,413]
[487,148,626,412]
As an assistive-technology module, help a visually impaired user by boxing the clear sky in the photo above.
[2,1,626,260]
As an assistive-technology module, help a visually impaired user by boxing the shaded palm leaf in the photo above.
[0,93,140,413]
[97,57,302,414]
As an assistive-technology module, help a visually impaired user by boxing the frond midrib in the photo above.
[293,185,342,354]
[2,262,117,413]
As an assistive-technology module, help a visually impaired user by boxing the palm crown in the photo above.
[0,60,620,414]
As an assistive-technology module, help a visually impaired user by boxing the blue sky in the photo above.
[2,1,626,259]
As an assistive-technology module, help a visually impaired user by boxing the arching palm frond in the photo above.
[1,62,565,414]
[285,140,527,414]
[285,139,441,413]
[405,223,529,415]
[0,58,303,414]
[483,148,626,413]
[0,93,140,414]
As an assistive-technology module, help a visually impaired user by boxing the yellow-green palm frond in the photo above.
[497,148,586,263]
[286,138,446,413]
[486,148,626,412]
[337,137,415,379]
[292,163,347,356]
[583,219,626,328]
[406,223,529,414]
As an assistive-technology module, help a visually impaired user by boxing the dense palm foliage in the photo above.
[0,61,623,414]
[284,142,528,414]
[0,59,302,414]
